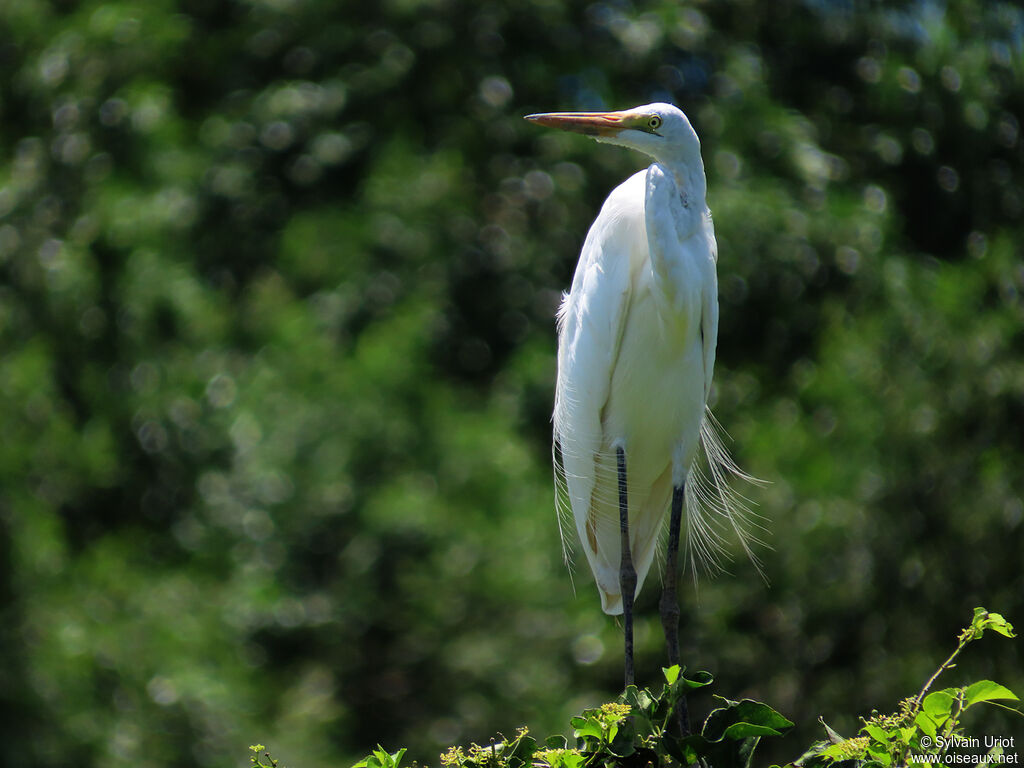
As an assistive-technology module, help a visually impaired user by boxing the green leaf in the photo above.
[622,710,655,741]
[819,742,855,762]
[505,734,536,768]
[866,740,893,766]
[720,722,788,738]
[863,724,889,744]
[785,738,834,768]
[677,668,716,691]
[606,735,635,758]
[964,680,1020,708]
[367,746,405,768]
[620,685,660,722]
[970,607,1017,639]
[571,716,603,742]
[705,698,795,740]
[920,691,955,729]
[663,665,681,685]
[677,698,794,768]
[914,711,938,739]
[545,735,568,750]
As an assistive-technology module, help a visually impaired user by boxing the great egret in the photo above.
[525,104,760,714]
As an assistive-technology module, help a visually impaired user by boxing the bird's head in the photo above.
[524,102,700,165]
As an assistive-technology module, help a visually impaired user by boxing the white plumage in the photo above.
[529,103,761,620]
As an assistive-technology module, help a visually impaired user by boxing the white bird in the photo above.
[525,103,761,707]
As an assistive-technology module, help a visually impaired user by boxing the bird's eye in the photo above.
[648,115,662,131]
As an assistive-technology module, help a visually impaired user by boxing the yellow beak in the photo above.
[523,110,632,137]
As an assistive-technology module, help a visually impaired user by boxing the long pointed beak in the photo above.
[524,110,630,137]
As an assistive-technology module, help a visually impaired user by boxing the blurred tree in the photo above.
[0,1,1021,766]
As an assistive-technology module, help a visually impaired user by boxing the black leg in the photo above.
[617,446,636,688]
[660,484,684,667]
[660,483,691,735]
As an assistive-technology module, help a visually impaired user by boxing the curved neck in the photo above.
[658,154,707,207]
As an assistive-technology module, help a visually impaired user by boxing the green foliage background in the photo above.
[1,1,1022,766]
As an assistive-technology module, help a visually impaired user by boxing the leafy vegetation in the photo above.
[791,608,1019,768]
[431,671,793,768]
[2,1,1023,767]
[258,667,793,768]
[327,608,1017,768]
